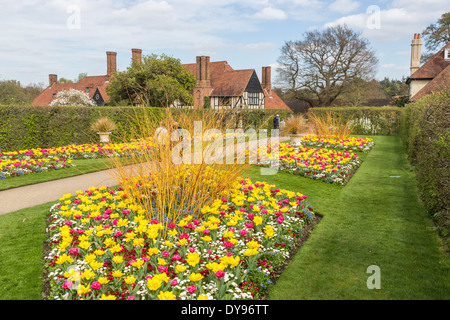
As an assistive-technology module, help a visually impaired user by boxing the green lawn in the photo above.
[246,135,449,299]
[0,135,448,300]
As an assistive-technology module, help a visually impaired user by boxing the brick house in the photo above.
[32,49,142,107]
[33,50,290,110]
[407,33,450,101]
[176,56,290,110]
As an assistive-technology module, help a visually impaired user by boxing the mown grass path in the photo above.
[248,135,449,299]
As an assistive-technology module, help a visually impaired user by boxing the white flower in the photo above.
[50,89,96,107]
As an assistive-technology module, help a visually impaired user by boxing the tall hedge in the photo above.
[399,90,449,216]
[307,106,404,135]
[0,105,291,152]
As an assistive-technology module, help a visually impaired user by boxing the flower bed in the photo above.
[0,140,153,179]
[44,177,315,300]
[256,143,362,185]
[301,134,374,153]
[0,157,73,179]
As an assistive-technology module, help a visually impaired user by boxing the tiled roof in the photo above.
[411,65,450,101]
[183,61,234,76]
[409,42,450,80]
[32,75,110,106]
[263,89,291,110]
[182,60,291,109]
[210,69,255,97]
[183,61,255,96]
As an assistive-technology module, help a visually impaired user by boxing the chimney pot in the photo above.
[410,33,422,75]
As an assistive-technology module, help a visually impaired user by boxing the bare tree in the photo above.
[276,25,378,107]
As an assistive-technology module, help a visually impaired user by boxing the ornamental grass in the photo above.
[307,110,355,139]
[108,108,266,232]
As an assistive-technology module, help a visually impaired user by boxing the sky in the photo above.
[0,0,448,88]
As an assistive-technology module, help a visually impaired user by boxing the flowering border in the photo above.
[301,134,375,153]
[43,178,316,300]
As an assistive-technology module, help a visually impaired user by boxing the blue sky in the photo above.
[0,0,447,87]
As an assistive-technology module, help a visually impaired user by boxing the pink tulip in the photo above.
[91,282,102,290]
[187,286,197,293]
[62,280,73,289]
[215,270,225,278]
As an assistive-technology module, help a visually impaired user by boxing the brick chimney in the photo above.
[106,51,117,78]
[193,56,212,109]
[196,56,211,87]
[410,33,422,75]
[49,74,57,86]
[132,48,142,64]
[262,66,272,92]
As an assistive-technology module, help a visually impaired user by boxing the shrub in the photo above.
[399,89,450,216]
[307,106,403,135]
[0,105,291,152]
[50,89,96,107]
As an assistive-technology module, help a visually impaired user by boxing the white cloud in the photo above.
[328,0,360,14]
[253,7,288,20]
[324,2,447,42]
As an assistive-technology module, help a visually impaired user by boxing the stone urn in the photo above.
[97,132,111,143]
[289,133,303,148]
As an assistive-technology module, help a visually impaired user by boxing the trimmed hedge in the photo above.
[0,105,291,152]
[399,90,449,216]
[307,106,404,135]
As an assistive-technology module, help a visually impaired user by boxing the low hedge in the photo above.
[0,105,291,152]
[307,106,404,135]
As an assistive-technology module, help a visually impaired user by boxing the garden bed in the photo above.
[301,134,374,153]
[0,140,153,179]
[43,177,316,300]
[255,142,363,186]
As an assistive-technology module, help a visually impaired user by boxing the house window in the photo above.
[86,87,90,94]
[248,92,259,105]
[444,48,450,61]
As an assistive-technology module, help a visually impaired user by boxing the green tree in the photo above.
[339,78,387,107]
[0,80,43,105]
[421,12,450,63]
[106,54,197,107]
[379,77,409,98]
[57,77,74,84]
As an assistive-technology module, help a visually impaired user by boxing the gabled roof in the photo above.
[210,69,255,97]
[409,42,450,80]
[182,61,256,96]
[263,89,291,110]
[32,75,110,106]
[411,65,450,101]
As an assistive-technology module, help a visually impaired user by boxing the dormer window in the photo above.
[444,48,450,61]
